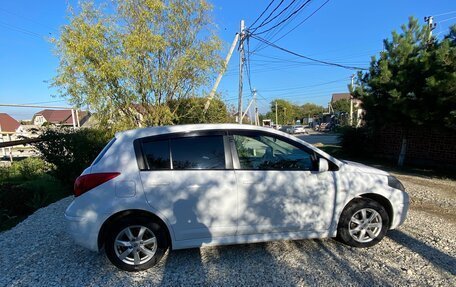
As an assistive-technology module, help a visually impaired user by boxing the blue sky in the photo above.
[0,0,455,120]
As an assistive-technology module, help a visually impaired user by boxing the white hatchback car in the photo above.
[65,124,409,271]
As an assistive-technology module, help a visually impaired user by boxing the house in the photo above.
[331,93,365,127]
[0,113,20,158]
[32,109,90,126]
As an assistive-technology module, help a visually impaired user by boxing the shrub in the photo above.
[0,174,67,230]
[10,157,50,180]
[339,127,373,156]
[32,128,113,186]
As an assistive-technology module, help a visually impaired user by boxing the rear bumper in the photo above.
[65,212,101,252]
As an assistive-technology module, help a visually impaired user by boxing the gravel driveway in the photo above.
[0,171,455,286]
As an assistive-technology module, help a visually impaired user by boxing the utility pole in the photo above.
[350,74,355,126]
[204,33,240,113]
[424,16,437,40]
[275,100,278,127]
[253,89,259,126]
[238,20,245,124]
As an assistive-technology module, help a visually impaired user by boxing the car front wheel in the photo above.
[105,217,169,271]
[337,198,389,248]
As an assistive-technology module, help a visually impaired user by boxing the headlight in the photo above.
[388,175,405,191]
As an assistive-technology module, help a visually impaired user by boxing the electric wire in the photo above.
[250,34,368,70]
[249,0,276,29]
[249,0,285,33]
[252,0,312,35]
[271,0,330,43]
[252,0,298,32]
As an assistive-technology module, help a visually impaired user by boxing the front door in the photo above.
[231,132,336,235]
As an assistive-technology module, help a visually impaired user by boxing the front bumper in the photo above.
[390,191,410,229]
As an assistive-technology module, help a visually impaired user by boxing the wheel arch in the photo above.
[98,209,173,251]
[358,193,394,228]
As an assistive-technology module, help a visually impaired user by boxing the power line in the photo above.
[259,77,349,92]
[251,0,304,52]
[249,0,285,33]
[271,0,330,43]
[252,0,312,35]
[0,8,58,32]
[250,34,368,70]
[0,21,46,40]
[438,16,456,23]
[253,0,298,31]
[433,10,456,17]
[249,0,276,28]
[22,99,67,105]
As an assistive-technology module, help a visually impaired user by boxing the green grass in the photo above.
[0,158,72,232]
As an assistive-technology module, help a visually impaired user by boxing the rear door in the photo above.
[137,131,237,242]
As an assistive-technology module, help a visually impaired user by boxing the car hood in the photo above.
[341,160,389,176]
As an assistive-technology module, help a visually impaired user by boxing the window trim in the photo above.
[228,130,338,171]
[134,130,233,171]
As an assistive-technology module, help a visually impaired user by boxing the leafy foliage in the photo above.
[32,128,113,185]
[52,0,222,130]
[339,127,373,156]
[169,96,230,124]
[264,99,325,124]
[353,18,456,130]
[332,99,350,114]
[0,158,68,231]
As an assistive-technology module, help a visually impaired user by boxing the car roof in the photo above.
[116,123,283,138]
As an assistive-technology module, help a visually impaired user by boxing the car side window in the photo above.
[170,136,225,170]
[141,139,171,169]
[233,135,314,170]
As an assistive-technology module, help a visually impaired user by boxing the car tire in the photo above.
[337,198,389,248]
[105,217,169,271]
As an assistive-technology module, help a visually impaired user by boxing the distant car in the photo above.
[288,125,307,134]
[65,124,409,271]
[271,124,282,130]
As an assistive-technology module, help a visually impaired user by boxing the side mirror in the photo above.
[318,158,329,172]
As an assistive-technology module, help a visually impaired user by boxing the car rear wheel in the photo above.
[105,217,169,271]
[337,198,389,248]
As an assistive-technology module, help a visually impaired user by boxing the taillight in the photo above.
[74,172,120,197]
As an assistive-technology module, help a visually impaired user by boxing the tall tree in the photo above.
[301,103,326,117]
[331,99,350,114]
[353,18,456,130]
[52,0,222,131]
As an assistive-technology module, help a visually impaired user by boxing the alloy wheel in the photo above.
[114,225,158,266]
[348,208,383,243]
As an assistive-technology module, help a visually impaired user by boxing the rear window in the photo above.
[142,139,171,169]
[92,138,116,166]
[170,136,225,170]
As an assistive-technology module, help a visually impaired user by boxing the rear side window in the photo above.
[142,140,171,169]
[170,136,225,170]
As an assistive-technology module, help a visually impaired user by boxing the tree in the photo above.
[301,103,326,117]
[169,96,229,124]
[331,99,350,114]
[353,18,456,130]
[331,99,350,126]
[52,0,222,131]
[265,99,300,125]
